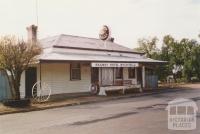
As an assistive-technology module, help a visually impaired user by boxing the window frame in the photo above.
[70,63,81,81]
[128,67,135,79]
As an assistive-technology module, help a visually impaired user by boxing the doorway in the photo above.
[101,68,114,86]
[25,67,37,98]
[91,68,99,84]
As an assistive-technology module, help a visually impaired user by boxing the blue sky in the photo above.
[0,0,199,48]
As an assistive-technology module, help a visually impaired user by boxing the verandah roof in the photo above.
[39,52,166,64]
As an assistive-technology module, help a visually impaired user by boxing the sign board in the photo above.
[91,63,139,67]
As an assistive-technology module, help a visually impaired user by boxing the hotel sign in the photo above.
[91,63,139,67]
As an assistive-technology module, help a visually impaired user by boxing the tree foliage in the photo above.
[135,37,158,58]
[0,36,42,100]
[135,35,200,82]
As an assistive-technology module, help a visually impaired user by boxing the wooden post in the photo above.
[142,66,145,88]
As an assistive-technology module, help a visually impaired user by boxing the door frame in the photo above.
[91,67,99,84]
[25,67,37,98]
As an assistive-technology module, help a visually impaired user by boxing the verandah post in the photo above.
[142,66,145,89]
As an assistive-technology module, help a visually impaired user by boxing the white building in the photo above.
[19,25,166,98]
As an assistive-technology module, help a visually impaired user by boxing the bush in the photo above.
[3,99,30,108]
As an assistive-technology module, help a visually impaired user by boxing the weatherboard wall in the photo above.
[38,63,91,95]
[20,63,91,98]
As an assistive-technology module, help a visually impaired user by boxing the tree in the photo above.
[0,36,42,100]
[159,35,200,82]
[135,34,200,82]
[192,45,200,80]
[160,35,174,76]
[135,37,158,58]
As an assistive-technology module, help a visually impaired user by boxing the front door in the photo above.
[25,67,37,98]
[91,68,99,84]
[101,68,114,86]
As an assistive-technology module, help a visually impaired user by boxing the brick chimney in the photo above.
[26,25,38,44]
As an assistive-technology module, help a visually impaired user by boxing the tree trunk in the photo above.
[14,85,21,100]
[8,70,22,100]
[13,71,22,100]
[173,74,177,83]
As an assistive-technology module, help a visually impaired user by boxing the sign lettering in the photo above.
[91,63,139,67]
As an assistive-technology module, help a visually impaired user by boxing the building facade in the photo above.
[17,25,166,98]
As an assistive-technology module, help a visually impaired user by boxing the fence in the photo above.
[145,75,158,88]
[0,71,11,101]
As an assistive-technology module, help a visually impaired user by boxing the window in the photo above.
[187,106,195,115]
[177,106,186,115]
[128,68,135,78]
[70,63,81,80]
[170,106,176,115]
[115,68,123,79]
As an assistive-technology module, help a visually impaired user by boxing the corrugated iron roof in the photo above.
[40,34,143,54]
[39,34,166,64]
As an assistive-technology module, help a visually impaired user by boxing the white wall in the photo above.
[20,63,91,98]
[20,71,25,98]
[19,64,140,98]
[38,63,91,95]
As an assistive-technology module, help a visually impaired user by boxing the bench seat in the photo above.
[99,82,142,95]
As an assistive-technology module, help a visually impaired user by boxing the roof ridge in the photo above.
[59,34,100,41]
